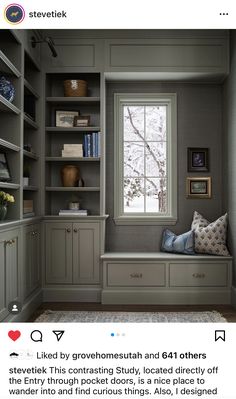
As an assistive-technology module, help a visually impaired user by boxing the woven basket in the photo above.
[64,80,87,97]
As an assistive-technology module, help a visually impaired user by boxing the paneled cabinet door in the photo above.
[23,224,41,300]
[45,223,73,284]
[73,222,100,284]
[0,234,8,321]
[0,229,20,321]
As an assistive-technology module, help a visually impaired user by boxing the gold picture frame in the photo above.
[186,177,212,199]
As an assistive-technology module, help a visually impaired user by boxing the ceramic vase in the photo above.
[61,165,80,187]
[0,205,7,221]
[0,76,15,102]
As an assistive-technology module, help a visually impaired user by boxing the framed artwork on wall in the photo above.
[0,153,11,181]
[187,147,209,172]
[186,177,211,199]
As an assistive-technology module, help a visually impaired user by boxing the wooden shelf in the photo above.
[0,182,20,189]
[46,96,100,103]
[45,157,100,162]
[0,50,21,78]
[23,186,38,191]
[46,187,100,192]
[0,138,20,152]
[46,127,100,132]
[24,79,39,99]
[23,150,38,160]
[0,94,20,114]
[24,113,38,130]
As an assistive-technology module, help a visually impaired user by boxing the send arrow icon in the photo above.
[53,330,65,342]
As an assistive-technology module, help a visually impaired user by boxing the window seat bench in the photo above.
[101,252,233,305]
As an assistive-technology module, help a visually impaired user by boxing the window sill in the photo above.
[113,216,177,226]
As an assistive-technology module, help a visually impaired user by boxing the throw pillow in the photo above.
[191,211,230,256]
[161,229,195,255]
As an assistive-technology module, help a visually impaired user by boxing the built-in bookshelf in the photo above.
[23,51,41,219]
[0,31,22,222]
[45,73,102,216]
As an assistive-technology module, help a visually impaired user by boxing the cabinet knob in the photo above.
[5,239,15,246]
[74,228,78,233]
[66,228,71,233]
[192,273,205,278]
[130,273,143,278]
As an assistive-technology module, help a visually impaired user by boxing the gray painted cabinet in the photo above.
[23,223,41,300]
[45,222,73,284]
[0,228,21,321]
[45,222,100,285]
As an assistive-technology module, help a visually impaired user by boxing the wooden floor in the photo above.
[28,303,236,322]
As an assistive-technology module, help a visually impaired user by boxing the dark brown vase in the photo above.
[61,165,80,187]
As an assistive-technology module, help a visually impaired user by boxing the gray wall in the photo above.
[106,81,223,251]
[223,31,236,289]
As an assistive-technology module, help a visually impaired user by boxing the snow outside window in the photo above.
[114,93,177,225]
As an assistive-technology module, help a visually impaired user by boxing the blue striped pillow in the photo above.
[161,229,195,255]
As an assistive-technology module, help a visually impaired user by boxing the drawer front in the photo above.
[169,263,228,287]
[107,263,165,287]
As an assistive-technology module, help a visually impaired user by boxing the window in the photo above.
[114,93,177,225]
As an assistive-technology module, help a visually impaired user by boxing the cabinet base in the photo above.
[101,289,231,305]
[231,286,236,308]
[43,287,101,302]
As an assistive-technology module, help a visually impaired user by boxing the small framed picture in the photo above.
[74,116,90,127]
[56,110,79,128]
[186,177,211,199]
[0,153,11,181]
[188,148,209,172]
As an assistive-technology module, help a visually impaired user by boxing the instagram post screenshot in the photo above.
[0,1,236,398]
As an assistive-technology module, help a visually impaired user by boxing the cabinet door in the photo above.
[0,234,8,321]
[45,223,73,284]
[73,222,100,284]
[5,231,20,306]
[0,229,21,320]
[31,224,41,292]
[23,224,41,300]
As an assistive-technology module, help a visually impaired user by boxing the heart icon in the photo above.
[8,330,21,341]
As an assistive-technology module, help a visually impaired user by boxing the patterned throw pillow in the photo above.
[161,229,195,255]
[191,211,230,256]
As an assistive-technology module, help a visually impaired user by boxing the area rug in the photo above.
[35,310,227,323]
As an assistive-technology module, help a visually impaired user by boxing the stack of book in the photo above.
[83,132,100,158]
[62,144,83,158]
[59,209,88,216]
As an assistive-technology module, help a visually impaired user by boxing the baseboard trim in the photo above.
[43,287,101,302]
[6,290,43,322]
[231,286,236,308]
[102,289,231,305]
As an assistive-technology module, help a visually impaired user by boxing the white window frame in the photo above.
[114,93,177,225]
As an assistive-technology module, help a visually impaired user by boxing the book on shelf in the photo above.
[63,144,83,150]
[23,199,33,213]
[62,150,83,157]
[62,144,83,158]
[59,209,88,216]
[83,132,100,158]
